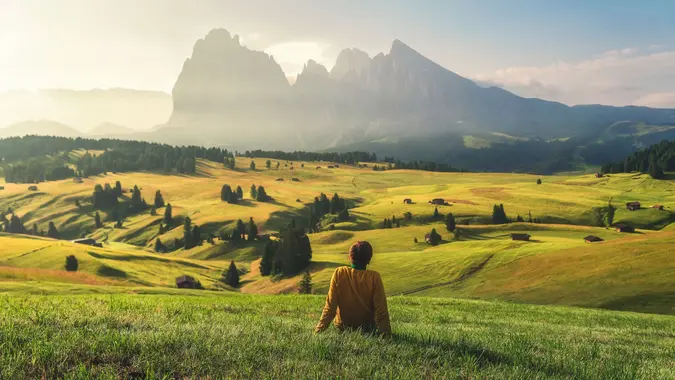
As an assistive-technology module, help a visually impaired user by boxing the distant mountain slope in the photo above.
[87,122,135,137]
[0,89,172,131]
[161,28,675,152]
[0,120,81,138]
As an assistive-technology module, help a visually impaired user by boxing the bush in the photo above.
[65,255,78,271]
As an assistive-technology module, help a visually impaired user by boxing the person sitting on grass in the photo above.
[315,241,391,337]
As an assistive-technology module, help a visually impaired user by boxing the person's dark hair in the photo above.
[349,241,373,266]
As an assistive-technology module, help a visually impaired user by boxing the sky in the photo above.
[2,0,675,107]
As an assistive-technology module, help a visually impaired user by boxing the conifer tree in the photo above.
[45,222,59,238]
[163,203,173,225]
[32,223,39,236]
[130,185,145,211]
[223,260,240,287]
[250,184,258,199]
[154,238,166,253]
[114,181,123,197]
[150,205,157,216]
[8,214,25,234]
[236,219,246,240]
[183,217,193,249]
[266,160,272,170]
[445,212,456,232]
[537,178,542,185]
[434,207,440,219]
[154,190,165,208]
[428,228,442,246]
[298,270,313,294]
[649,161,665,179]
[250,161,256,170]
[338,207,350,221]
[260,240,277,276]
[247,217,258,241]
[192,225,201,247]
[236,186,243,200]
[256,186,270,202]
[95,211,102,228]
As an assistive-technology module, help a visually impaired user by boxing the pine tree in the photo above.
[298,270,313,294]
[95,211,102,228]
[8,214,26,234]
[445,212,456,232]
[47,222,59,239]
[114,181,123,197]
[192,225,201,247]
[649,161,665,179]
[338,207,350,221]
[250,184,258,199]
[236,219,246,240]
[260,240,277,276]
[130,185,145,211]
[276,161,280,170]
[154,238,165,253]
[528,211,533,223]
[183,217,193,249]
[247,217,258,241]
[154,190,165,208]
[221,184,236,203]
[65,255,78,271]
[428,228,442,246]
[250,161,256,170]
[256,186,270,202]
[266,160,272,170]
[115,218,123,228]
[492,204,508,224]
[223,260,240,287]
[537,178,542,185]
[236,186,243,200]
[231,228,241,243]
[433,207,440,219]
[150,205,157,216]
[163,203,173,225]
[32,223,39,236]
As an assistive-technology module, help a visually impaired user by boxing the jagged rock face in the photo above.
[171,29,289,114]
[164,29,675,150]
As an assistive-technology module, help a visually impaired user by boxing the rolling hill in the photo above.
[1,154,674,315]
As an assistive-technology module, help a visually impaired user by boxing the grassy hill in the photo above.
[1,294,673,378]
[1,156,675,314]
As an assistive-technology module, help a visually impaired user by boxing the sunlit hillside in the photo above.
[1,156,674,314]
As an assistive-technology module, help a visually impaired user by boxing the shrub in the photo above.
[65,255,78,271]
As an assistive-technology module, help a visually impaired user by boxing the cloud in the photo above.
[265,41,333,76]
[634,92,675,108]
[474,47,675,107]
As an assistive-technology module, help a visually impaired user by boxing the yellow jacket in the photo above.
[315,266,391,334]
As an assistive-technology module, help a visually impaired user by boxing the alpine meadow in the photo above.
[2,3,675,378]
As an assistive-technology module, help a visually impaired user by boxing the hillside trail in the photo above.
[390,254,494,297]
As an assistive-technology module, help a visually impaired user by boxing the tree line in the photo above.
[601,139,675,179]
[242,150,377,165]
[0,135,234,183]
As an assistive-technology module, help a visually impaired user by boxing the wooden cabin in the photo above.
[429,198,446,206]
[424,233,432,244]
[511,233,531,241]
[176,275,200,289]
[316,166,321,169]
[614,224,635,233]
[73,177,83,183]
[27,185,38,191]
[275,178,284,181]
[626,202,641,211]
[583,235,603,243]
[594,173,603,178]
[327,165,334,169]
[291,178,300,182]
[72,238,103,248]
[403,198,412,204]
[651,204,664,210]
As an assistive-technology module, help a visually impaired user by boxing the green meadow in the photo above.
[2,155,675,377]
[1,294,674,379]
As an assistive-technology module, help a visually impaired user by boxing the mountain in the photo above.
[0,120,82,138]
[162,29,675,154]
[87,122,135,137]
[0,89,172,132]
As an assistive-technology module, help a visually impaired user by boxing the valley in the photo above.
[1,154,674,315]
